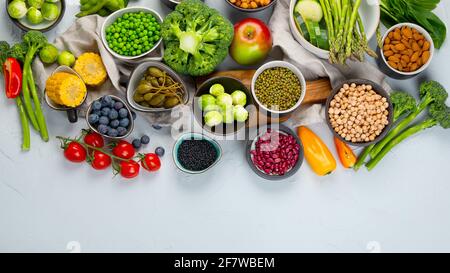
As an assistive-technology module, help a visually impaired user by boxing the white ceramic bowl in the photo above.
[101,7,163,61]
[379,23,434,78]
[251,61,307,115]
[289,0,380,59]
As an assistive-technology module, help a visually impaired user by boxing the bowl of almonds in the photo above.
[226,0,277,12]
[378,23,434,79]
[325,80,394,147]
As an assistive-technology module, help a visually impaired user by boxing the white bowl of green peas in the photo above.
[101,7,163,61]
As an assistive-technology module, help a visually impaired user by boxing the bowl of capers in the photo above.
[126,61,189,113]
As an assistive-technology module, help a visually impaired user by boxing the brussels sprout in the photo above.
[27,0,44,9]
[41,2,60,21]
[198,94,216,110]
[204,111,223,127]
[216,93,232,108]
[27,7,44,25]
[203,104,222,114]
[231,90,247,106]
[222,106,234,124]
[39,44,59,64]
[209,83,225,97]
[57,50,76,67]
[233,105,249,122]
[8,0,28,19]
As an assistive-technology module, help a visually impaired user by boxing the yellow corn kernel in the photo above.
[73,52,108,87]
[46,72,87,108]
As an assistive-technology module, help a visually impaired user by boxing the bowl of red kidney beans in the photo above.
[246,124,304,180]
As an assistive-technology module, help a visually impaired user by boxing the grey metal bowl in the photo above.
[246,124,304,181]
[161,0,204,9]
[225,0,278,13]
[325,79,394,147]
[86,95,134,140]
[6,0,66,32]
[126,61,189,113]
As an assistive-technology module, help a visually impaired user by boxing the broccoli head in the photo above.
[429,102,450,129]
[8,42,28,63]
[0,41,11,66]
[161,0,234,76]
[419,80,449,107]
[23,31,48,56]
[390,91,417,121]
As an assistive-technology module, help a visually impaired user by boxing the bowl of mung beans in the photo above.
[251,61,306,116]
[226,0,278,12]
[325,79,394,147]
[101,7,163,61]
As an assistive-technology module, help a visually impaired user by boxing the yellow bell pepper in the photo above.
[297,126,336,176]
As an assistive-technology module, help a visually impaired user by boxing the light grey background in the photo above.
[0,0,449,253]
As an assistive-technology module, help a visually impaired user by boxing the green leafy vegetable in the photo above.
[161,0,234,76]
[380,0,447,48]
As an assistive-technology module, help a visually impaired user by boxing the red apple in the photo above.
[230,18,273,66]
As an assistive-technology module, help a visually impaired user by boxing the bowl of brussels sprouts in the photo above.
[6,0,65,32]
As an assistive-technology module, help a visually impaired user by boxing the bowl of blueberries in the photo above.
[86,95,135,140]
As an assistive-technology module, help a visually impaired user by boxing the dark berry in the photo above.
[155,146,165,157]
[132,139,141,149]
[141,135,150,144]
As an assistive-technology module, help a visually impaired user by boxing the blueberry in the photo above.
[132,139,141,149]
[117,127,127,136]
[109,109,119,120]
[108,128,118,137]
[114,101,124,110]
[118,108,128,118]
[93,110,101,116]
[101,107,111,116]
[110,119,120,128]
[88,114,99,124]
[92,101,102,110]
[97,124,108,135]
[119,118,129,128]
[131,111,137,120]
[109,100,115,108]
[155,146,165,157]
[99,116,109,125]
[141,135,150,144]
[101,96,112,107]
[152,124,162,130]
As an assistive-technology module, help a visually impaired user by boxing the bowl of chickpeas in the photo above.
[226,0,278,12]
[325,79,394,147]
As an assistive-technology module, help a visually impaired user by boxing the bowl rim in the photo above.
[5,0,66,33]
[379,22,435,76]
[126,61,190,113]
[101,6,163,61]
[172,132,223,174]
[225,0,278,12]
[245,124,304,181]
[288,0,380,57]
[251,60,307,115]
[86,94,134,140]
[193,76,255,136]
[325,79,394,147]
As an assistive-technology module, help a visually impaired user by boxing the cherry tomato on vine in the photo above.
[84,132,104,148]
[113,140,135,160]
[64,142,87,163]
[119,160,140,179]
[140,153,161,172]
[91,151,112,170]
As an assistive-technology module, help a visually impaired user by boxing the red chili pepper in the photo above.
[3,57,22,99]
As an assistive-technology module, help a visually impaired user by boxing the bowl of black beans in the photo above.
[172,132,222,174]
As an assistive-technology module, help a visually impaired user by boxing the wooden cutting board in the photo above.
[196,70,332,105]
[196,70,332,126]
